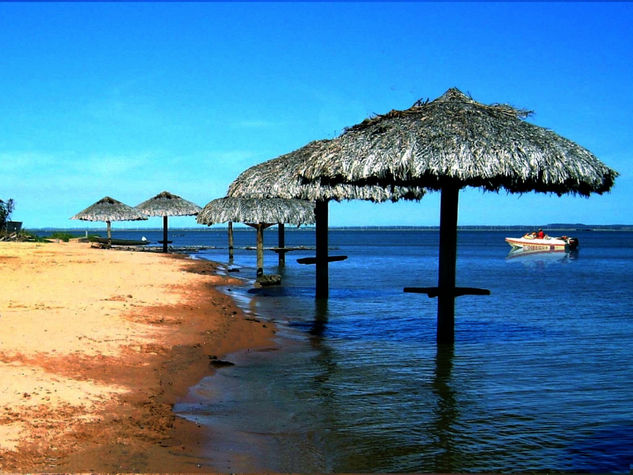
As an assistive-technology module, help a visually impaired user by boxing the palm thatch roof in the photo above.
[298,88,617,196]
[135,191,201,217]
[228,139,424,202]
[197,197,315,226]
[71,196,148,222]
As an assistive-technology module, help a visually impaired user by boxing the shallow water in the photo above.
[105,228,633,472]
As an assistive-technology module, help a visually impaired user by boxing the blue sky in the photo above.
[1,2,631,229]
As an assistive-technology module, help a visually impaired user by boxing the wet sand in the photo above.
[0,240,275,472]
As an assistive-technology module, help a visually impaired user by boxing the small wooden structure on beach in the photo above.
[70,196,148,245]
[196,196,315,279]
[242,245,316,266]
[135,191,202,253]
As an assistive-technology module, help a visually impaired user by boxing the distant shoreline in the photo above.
[29,224,633,233]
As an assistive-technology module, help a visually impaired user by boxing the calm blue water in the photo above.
[75,228,633,472]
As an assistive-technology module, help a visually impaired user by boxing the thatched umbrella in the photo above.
[229,140,425,203]
[298,88,618,343]
[71,196,148,243]
[228,139,424,297]
[197,196,315,276]
[136,191,201,252]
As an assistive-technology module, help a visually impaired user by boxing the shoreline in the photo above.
[0,241,275,472]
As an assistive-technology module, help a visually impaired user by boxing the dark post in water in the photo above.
[315,199,329,299]
[256,224,265,276]
[228,221,234,263]
[162,216,169,253]
[278,223,285,267]
[405,182,489,342]
[437,184,459,344]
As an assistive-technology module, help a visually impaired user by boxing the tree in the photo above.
[0,199,15,230]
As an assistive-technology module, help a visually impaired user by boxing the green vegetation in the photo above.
[0,198,15,231]
[0,227,89,243]
[20,230,51,242]
[0,229,49,242]
[49,231,82,242]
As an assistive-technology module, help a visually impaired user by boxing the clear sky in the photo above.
[1,2,631,229]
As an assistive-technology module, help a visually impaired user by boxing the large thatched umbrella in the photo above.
[298,88,618,343]
[136,191,201,253]
[228,139,424,297]
[71,196,148,243]
[197,196,315,276]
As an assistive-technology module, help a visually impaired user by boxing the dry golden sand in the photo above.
[0,240,275,472]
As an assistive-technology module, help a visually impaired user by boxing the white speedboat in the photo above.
[505,234,579,252]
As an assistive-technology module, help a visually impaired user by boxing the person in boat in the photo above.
[536,229,545,239]
[522,231,537,239]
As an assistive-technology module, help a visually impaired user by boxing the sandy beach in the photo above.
[0,240,275,472]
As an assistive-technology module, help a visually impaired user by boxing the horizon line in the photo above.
[25,223,633,232]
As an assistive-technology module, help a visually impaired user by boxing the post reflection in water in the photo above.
[431,344,459,473]
[307,300,339,456]
[309,299,329,340]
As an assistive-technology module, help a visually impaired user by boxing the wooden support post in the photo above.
[315,199,329,299]
[106,220,112,246]
[246,223,272,277]
[162,216,169,253]
[256,224,264,277]
[437,184,459,345]
[228,222,234,263]
[278,223,285,267]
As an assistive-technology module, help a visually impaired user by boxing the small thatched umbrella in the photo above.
[197,196,315,276]
[228,139,424,297]
[71,196,148,243]
[136,191,201,252]
[298,88,618,343]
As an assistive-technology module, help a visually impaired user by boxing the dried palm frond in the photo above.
[71,196,147,222]
[136,191,201,217]
[197,197,315,226]
[299,88,617,196]
[228,140,424,202]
